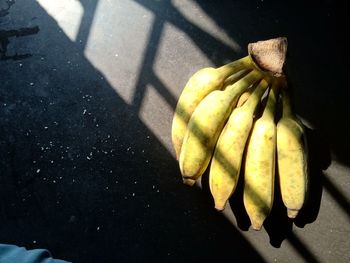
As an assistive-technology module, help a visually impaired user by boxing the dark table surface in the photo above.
[1,0,349,262]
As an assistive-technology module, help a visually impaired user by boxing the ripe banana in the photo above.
[236,89,253,107]
[172,56,253,159]
[243,81,279,230]
[180,70,263,186]
[209,78,269,210]
[277,88,308,219]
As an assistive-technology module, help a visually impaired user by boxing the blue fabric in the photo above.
[0,244,71,263]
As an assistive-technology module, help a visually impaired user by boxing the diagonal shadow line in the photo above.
[287,231,320,263]
[76,0,99,50]
[167,10,236,59]
[131,12,165,111]
[323,175,350,219]
[130,0,243,115]
[133,0,237,64]
[150,73,177,110]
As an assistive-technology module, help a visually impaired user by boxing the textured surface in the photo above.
[0,1,349,262]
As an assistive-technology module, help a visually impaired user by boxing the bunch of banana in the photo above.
[172,37,309,230]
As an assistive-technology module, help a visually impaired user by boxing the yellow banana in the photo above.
[236,89,253,107]
[243,81,279,230]
[277,88,308,219]
[172,56,253,159]
[180,70,263,186]
[209,78,269,210]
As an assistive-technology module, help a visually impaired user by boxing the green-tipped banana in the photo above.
[172,56,253,159]
[243,81,279,230]
[209,78,269,209]
[179,70,263,186]
[277,88,308,219]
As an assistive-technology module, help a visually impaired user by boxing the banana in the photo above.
[209,78,269,210]
[179,70,263,186]
[172,56,253,159]
[277,88,308,219]
[243,81,279,230]
[236,89,253,107]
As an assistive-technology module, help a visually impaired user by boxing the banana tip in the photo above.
[214,203,225,211]
[287,209,299,219]
[251,224,263,231]
[182,178,196,186]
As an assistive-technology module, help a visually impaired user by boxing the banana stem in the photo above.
[242,78,269,115]
[223,69,251,88]
[281,88,293,118]
[262,79,279,120]
[216,56,252,78]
